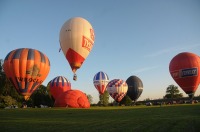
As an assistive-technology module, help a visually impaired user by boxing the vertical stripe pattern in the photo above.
[93,71,109,94]
[50,76,71,99]
[3,48,50,100]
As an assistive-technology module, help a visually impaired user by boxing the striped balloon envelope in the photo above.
[93,71,109,95]
[3,48,50,100]
[49,76,71,100]
[106,79,128,102]
[59,17,95,80]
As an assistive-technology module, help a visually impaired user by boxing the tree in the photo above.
[164,84,183,99]
[119,95,132,106]
[0,95,18,108]
[87,94,93,104]
[98,91,109,106]
[0,59,24,108]
[0,59,6,95]
[30,84,54,107]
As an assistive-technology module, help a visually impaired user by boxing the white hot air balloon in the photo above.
[59,17,95,81]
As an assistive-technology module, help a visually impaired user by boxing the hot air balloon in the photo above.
[49,76,71,100]
[54,90,90,108]
[126,76,143,102]
[93,71,109,95]
[169,52,200,99]
[106,79,128,102]
[3,48,50,100]
[59,17,95,81]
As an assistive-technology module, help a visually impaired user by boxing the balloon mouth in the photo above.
[99,92,104,95]
[187,92,195,99]
[24,95,30,101]
[71,63,81,73]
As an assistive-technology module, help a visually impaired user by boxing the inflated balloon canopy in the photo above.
[59,17,95,81]
[54,90,90,108]
[3,48,50,100]
[169,52,200,98]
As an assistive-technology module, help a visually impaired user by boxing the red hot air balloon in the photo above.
[49,76,71,100]
[3,48,50,100]
[59,17,95,81]
[169,52,200,98]
[106,79,128,102]
[54,90,90,108]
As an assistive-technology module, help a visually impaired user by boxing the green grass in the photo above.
[0,104,200,132]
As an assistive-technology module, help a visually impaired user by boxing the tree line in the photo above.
[0,59,94,108]
[1,58,196,108]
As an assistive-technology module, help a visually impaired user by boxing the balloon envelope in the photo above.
[59,17,95,79]
[54,90,90,108]
[169,52,200,98]
[106,79,128,102]
[126,76,143,101]
[93,71,109,95]
[49,76,71,100]
[3,48,50,100]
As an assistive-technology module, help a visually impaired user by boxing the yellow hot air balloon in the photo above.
[3,48,50,100]
[59,17,95,80]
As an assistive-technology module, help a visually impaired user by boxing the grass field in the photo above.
[0,104,200,132]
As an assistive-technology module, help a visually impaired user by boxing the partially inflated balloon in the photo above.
[49,76,71,100]
[54,90,90,108]
[169,52,200,98]
[3,48,50,100]
[126,76,143,102]
[59,17,95,80]
[93,71,109,95]
[106,79,128,102]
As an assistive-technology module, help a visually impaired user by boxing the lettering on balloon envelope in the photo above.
[181,68,198,78]
[82,36,93,52]
[17,77,43,83]
[171,68,198,79]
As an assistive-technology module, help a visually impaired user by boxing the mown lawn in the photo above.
[0,104,200,132]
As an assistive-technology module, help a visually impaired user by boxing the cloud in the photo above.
[133,65,159,73]
[145,44,200,58]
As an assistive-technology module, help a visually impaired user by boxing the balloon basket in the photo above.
[73,74,77,81]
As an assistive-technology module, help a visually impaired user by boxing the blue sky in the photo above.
[1,0,200,103]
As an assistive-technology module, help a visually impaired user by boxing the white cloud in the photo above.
[145,44,200,58]
[133,65,159,73]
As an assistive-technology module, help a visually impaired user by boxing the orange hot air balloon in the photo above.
[49,76,71,100]
[59,17,95,81]
[54,90,90,108]
[3,48,50,100]
[169,52,200,99]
